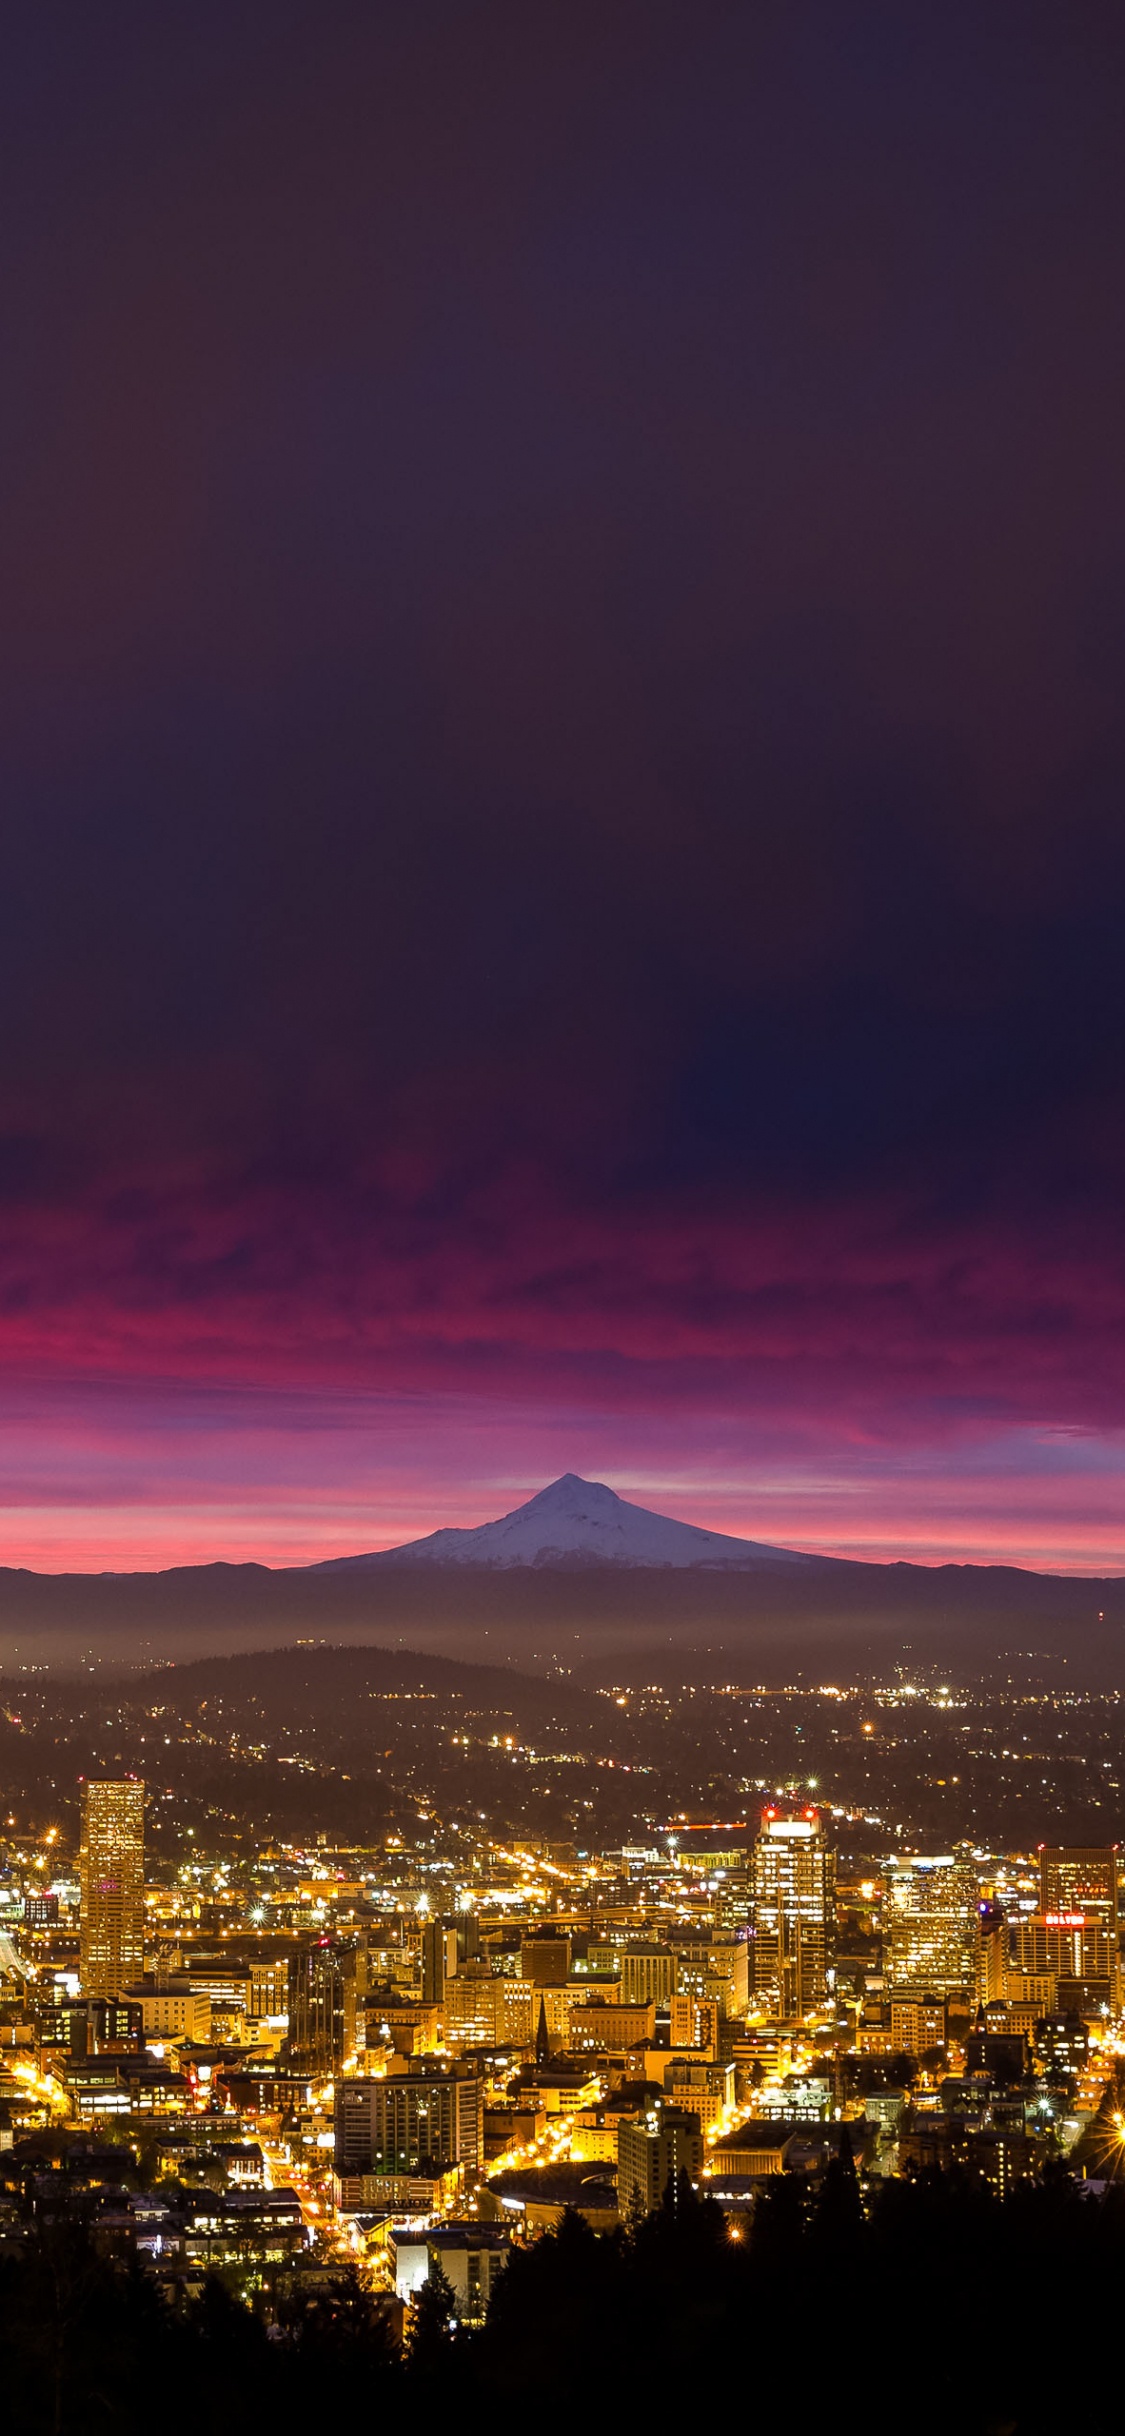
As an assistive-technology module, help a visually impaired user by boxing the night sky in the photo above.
[3,3,1125,1572]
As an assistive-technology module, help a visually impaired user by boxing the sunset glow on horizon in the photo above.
[1,12,1124,1589]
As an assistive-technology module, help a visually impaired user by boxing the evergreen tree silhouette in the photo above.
[404,2261,458,2378]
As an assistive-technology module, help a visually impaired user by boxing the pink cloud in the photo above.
[0,1172,1121,1570]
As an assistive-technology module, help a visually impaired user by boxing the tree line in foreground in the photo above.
[4,2159,1125,2436]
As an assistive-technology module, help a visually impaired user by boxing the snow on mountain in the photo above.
[310,1473,822,1571]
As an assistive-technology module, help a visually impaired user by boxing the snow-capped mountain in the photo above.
[310,1473,823,1571]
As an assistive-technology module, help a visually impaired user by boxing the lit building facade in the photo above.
[442,1968,535,2049]
[750,1809,836,2019]
[123,1977,212,2043]
[617,2104,703,2213]
[288,1938,367,2072]
[288,1940,346,2073]
[1035,1846,1120,2000]
[1010,1913,1116,1995]
[78,1779,145,2000]
[619,1945,680,2005]
[334,2064,483,2175]
[884,1853,979,1996]
[976,1899,1008,2005]
[1039,1845,1119,1926]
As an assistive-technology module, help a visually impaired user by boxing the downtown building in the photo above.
[441,1966,536,2050]
[287,1937,369,2074]
[1007,1844,1121,2008]
[617,2102,704,2213]
[79,1780,145,2001]
[883,1852,980,1997]
[334,2061,483,2178]
[750,1808,836,2020]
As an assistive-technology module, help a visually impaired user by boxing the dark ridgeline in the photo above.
[2,2169,1125,2433]
[1,1551,1124,1681]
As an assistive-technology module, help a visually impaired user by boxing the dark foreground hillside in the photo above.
[2,2168,1124,2436]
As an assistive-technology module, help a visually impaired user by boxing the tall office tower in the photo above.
[1025,1845,1121,1999]
[750,1808,836,2020]
[1039,1846,1118,1921]
[421,1920,459,2006]
[976,1899,1009,2005]
[78,1779,145,1999]
[288,1939,351,2073]
[884,1853,980,1995]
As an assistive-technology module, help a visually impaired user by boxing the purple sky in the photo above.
[2,4,1125,1571]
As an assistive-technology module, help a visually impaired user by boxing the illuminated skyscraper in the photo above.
[288,1937,369,2073]
[976,1898,1008,2005]
[1018,1845,1122,2001]
[750,1808,836,2019]
[1039,1845,1118,1934]
[884,1852,979,1995]
[78,1779,145,1999]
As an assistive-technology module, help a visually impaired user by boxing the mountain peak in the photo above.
[309,1473,823,1573]
[522,1473,625,1512]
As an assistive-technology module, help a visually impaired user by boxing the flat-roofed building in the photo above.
[884,1854,979,1997]
[619,1946,678,2006]
[334,2063,483,2176]
[1036,1846,1120,2001]
[617,2103,703,2213]
[568,1999,656,2051]
[442,1971,534,2050]
[123,1977,212,2043]
[890,1997,947,2055]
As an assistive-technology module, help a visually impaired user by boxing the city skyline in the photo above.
[5,1652,1125,2415]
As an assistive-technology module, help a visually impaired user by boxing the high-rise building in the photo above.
[889,1996,947,2055]
[78,1779,145,2000]
[1035,1846,1120,2000]
[442,1967,535,2050]
[334,2063,483,2175]
[884,1853,979,1995]
[122,1976,212,2043]
[750,1808,835,2020]
[1039,1845,1118,1925]
[1011,1917,1117,2004]
[976,1899,1008,2005]
[669,1992,719,2055]
[247,1957,291,2020]
[288,1939,344,2072]
[568,1999,657,2051]
[617,2104,704,2213]
[421,1920,458,2005]
[288,1938,367,2072]
[712,1867,754,1934]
